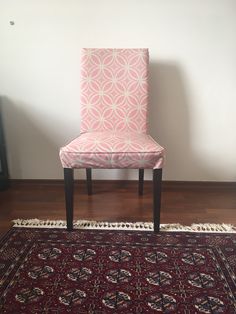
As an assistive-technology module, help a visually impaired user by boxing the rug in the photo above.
[0,221,236,313]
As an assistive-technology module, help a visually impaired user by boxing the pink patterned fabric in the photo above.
[80,49,148,133]
[60,131,164,169]
[59,48,165,170]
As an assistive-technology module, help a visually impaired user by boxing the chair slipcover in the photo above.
[60,48,164,170]
[60,131,164,169]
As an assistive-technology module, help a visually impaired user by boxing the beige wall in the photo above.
[0,0,236,180]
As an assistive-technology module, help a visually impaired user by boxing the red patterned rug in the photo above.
[0,222,236,313]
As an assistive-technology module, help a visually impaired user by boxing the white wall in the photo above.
[0,0,236,181]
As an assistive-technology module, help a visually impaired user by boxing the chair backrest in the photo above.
[80,48,149,133]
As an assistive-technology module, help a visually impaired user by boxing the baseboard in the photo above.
[9,179,236,189]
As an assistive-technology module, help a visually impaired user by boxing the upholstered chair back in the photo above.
[80,48,149,134]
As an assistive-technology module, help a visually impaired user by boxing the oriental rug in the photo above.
[0,221,236,313]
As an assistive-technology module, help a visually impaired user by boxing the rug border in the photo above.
[12,219,236,233]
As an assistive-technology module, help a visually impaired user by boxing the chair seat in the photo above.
[60,131,164,169]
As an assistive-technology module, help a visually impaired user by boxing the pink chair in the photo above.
[59,48,165,232]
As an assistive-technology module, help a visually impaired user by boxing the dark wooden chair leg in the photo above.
[153,168,162,233]
[64,168,74,231]
[138,169,144,195]
[86,168,92,195]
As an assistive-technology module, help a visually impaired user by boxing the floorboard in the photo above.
[0,180,235,236]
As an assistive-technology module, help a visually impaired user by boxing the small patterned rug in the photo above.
[0,221,236,313]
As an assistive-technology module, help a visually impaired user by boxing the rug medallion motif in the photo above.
[0,227,235,313]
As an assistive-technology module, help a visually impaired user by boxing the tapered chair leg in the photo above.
[138,169,144,195]
[153,168,162,233]
[86,168,92,195]
[64,168,74,231]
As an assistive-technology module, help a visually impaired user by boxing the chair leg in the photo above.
[86,168,92,195]
[138,169,144,195]
[153,168,162,233]
[64,168,74,231]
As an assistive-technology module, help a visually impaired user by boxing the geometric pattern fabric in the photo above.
[60,131,164,169]
[80,48,149,133]
[59,48,165,170]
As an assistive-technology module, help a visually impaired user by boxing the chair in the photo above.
[59,48,165,232]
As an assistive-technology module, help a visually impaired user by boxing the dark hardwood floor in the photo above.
[0,180,235,236]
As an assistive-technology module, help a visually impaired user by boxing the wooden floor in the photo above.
[0,180,236,236]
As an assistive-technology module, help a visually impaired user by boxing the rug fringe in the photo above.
[12,219,236,233]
